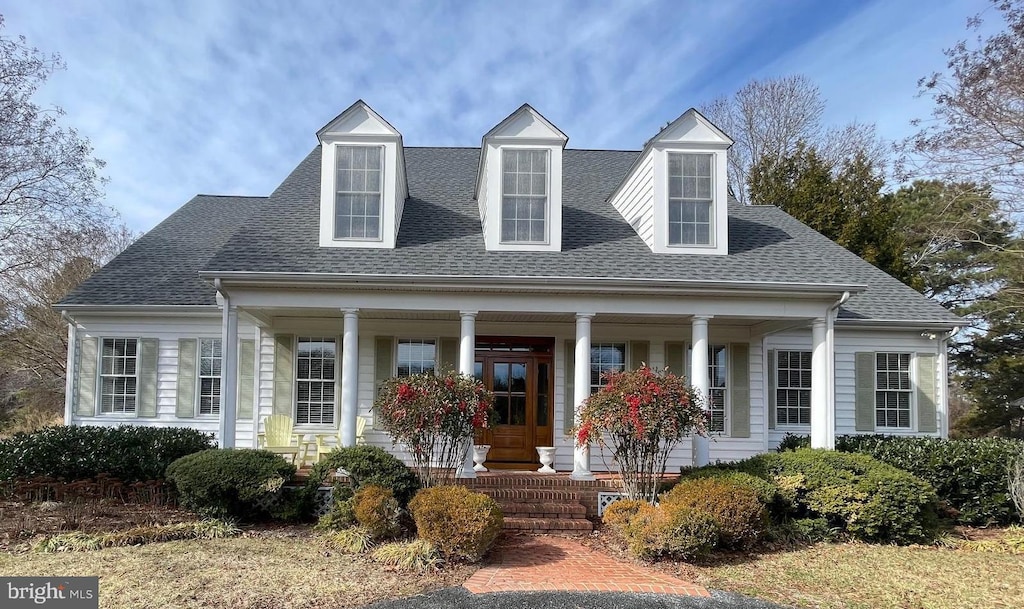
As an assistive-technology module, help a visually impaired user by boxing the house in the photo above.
[56,101,960,479]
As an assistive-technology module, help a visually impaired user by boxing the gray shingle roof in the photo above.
[62,147,958,325]
[60,195,265,306]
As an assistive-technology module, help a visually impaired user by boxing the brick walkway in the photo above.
[464,534,710,596]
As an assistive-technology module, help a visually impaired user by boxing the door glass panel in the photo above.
[473,361,483,381]
[495,395,510,425]
[510,363,527,392]
[537,362,549,427]
[510,395,527,425]
[493,363,509,391]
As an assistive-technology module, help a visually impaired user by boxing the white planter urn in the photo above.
[536,446,557,474]
[472,444,491,472]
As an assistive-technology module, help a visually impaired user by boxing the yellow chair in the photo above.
[257,414,302,464]
[315,416,367,462]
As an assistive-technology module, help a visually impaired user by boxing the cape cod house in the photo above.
[56,101,959,479]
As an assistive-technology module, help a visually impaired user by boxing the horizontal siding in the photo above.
[610,152,655,248]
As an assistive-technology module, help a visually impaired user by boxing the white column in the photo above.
[810,318,829,449]
[691,315,711,466]
[219,304,239,448]
[340,309,360,447]
[63,320,77,424]
[572,313,595,480]
[456,311,478,479]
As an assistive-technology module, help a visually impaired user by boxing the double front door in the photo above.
[474,349,553,465]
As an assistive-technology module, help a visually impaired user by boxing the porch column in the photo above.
[691,315,711,466]
[219,304,239,448]
[810,318,830,449]
[63,320,77,424]
[340,309,359,447]
[456,311,477,479]
[572,313,595,480]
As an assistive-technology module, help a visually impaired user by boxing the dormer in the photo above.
[609,108,732,255]
[316,100,408,249]
[476,104,568,252]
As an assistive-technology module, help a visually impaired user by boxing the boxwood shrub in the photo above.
[778,434,1024,525]
[660,477,768,549]
[0,425,214,483]
[307,445,420,506]
[165,448,296,521]
[408,485,502,563]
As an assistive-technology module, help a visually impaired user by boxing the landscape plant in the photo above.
[407,485,503,563]
[575,366,707,502]
[375,371,495,487]
[164,448,295,521]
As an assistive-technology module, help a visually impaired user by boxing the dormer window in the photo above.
[501,149,549,243]
[668,153,713,246]
[335,145,383,240]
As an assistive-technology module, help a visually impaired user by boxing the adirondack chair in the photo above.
[315,416,367,462]
[257,415,302,464]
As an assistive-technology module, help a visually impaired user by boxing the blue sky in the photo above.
[5,0,990,232]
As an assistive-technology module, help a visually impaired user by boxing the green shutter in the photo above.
[563,339,575,435]
[238,338,255,419]
[374,336,394,422]
[273,334,294,416]
[730,343,750,438]
[665,342,685,379]
[855,352,876,432]
[916,353,938,433]
[630,340,650,370]
[767,350,776,430]
[76,337,98,416]
[438,337,458,373]
[176,339,197,418]
[138,338,159,417]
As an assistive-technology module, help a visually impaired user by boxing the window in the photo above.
[501,149,548,243]
[100,338,138,414]
[198,338,222,416]
[334,145,382,240]
[668,153,713,245]
[397,339,435,377]
[590,343,626,394]
[776,351,811,426]
[876,352,911,428]
[296,337,336,425]
[708,345,727,432]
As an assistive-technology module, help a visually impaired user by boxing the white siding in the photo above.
[609,151,655,248]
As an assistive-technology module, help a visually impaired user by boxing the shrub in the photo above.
[0,425,213,483]
[164,449,295,521]
[1010,452,1024,522]
[681,468,788,517]
[575,366,708,502]
[776,433,811,452]
[602,499,649,535]
[408,485,502,563]
[352,485,401,539]
[774,517,836,543]
[375,371,496,487]
[309,445,420,506]
[371,539,443,572]
[316,484,357,531]
[626,502,719,560]
[660,477,767,549]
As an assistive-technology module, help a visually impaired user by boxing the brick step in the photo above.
[498,500,587,518]
[502,516,594,532]
[467,487,583,502]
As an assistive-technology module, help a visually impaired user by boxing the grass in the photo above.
[0,532,476,609]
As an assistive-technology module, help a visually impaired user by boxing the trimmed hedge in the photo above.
[0,425,214,483]
[778,434,1024,525]
[660,477,767,549]
[408,486,502,563]
[307,445,420,507]
[165,449,296,521]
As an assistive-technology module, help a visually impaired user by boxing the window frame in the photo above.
[97,337,140,416]
[197,337,222,417]
[396,338,437,377]
[589,342,627,395]
[775,350,812,428]
[333,143,385,242]
[708,344,729,434]
[874,352,914,430]
[499,147,550,245]
[666,151,715,248]
[294,336,339,427]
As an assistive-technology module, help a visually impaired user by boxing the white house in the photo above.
[56,101,959,479]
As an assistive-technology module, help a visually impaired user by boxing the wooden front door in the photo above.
[475,353,553,465]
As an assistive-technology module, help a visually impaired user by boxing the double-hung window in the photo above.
[668,153,713,246]
[501,149,548,243]
[397,339,436,377]
[335,145,382,240]
[296,337,336,425]
[876,353,912,428]
[776,351,812,426]
[708,344,728,432]
[198,338,222,416]
[590,343,626,394]
[100,338,138,414]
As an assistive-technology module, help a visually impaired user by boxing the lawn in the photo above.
[0,530,476,609]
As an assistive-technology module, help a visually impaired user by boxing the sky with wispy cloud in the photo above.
[4,0,989,232]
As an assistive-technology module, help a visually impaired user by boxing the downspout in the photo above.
[214,279,238,448]
[825,291,851,449]
[61,311,77,426]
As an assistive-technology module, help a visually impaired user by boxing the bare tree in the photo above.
[1,15,111,280]
[702,75,890,203]
[902,0,1024,212]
